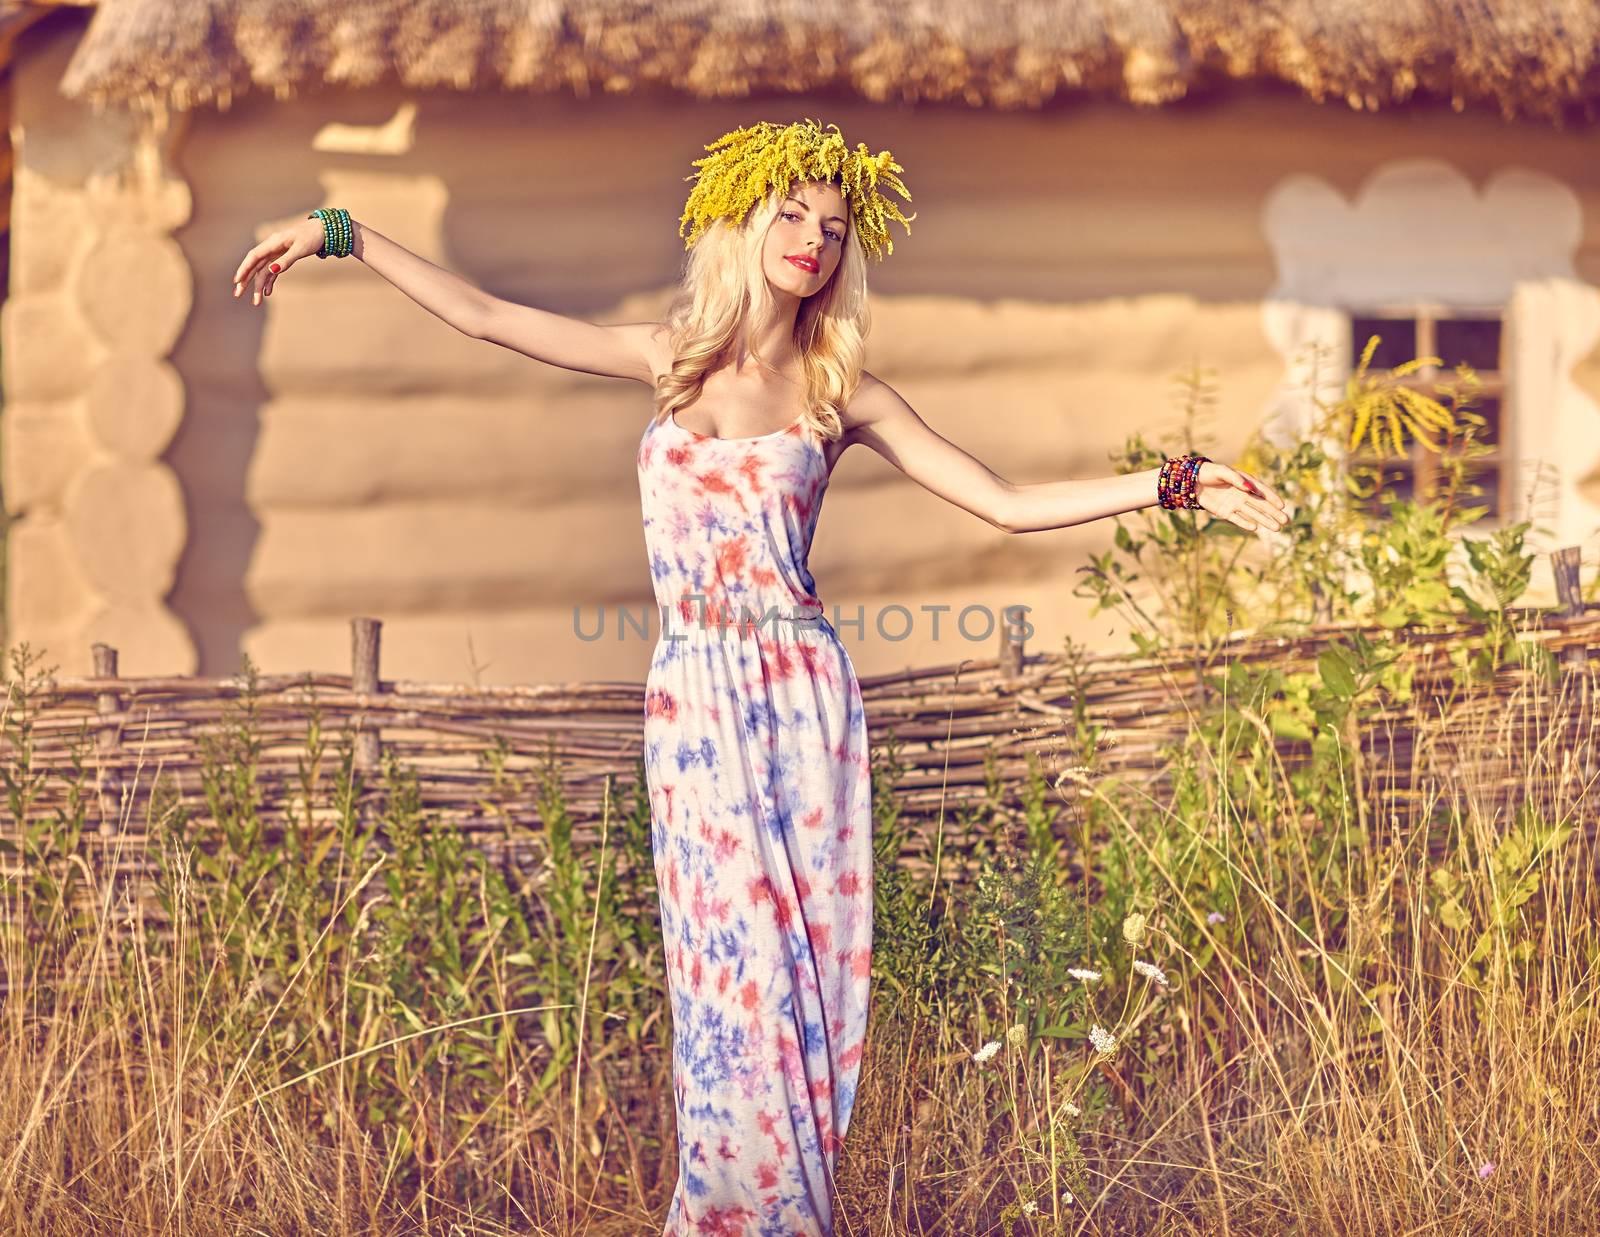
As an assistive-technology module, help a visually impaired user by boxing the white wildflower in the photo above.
[972,1039,1001,1064]
[1089,1024,1118,1056]
[1021,1199,1039,1215]
[1132,959,1170,987]
[1067,967,1102,983]
[1062,1189,1076,1206]
[1064,1100,1082,1117]
[1053,764,1094,789]
[1121,912,1148,947]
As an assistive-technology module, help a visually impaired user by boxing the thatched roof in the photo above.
[50,0,1600,127]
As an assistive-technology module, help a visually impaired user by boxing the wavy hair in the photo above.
[652,180,871,443]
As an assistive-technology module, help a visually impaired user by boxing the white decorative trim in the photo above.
[1259,158,1600,551]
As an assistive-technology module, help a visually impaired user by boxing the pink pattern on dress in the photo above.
[637,409,873,1235]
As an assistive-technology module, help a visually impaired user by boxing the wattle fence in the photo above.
[3,546,1597,917]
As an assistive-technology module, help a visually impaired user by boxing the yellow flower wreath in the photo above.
[678,118,916,261]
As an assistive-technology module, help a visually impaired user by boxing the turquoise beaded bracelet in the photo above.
[308,207,354,258]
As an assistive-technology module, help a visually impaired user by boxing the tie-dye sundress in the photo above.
[636,407,873,1235]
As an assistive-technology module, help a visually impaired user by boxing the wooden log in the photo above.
[1552,546,1589,674]
[999,607,1026,682]
[351,617,383,824]
[350,617,382,771]
[91,643,120,837]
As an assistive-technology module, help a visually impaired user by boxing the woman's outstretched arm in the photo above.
[232,214,664,385]
[846,373,1289,536]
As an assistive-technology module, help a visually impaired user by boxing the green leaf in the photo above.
[311,831,338,868]
[1450,585,1492,623]
[1318,648,1357,698]
[1269,708,1314,741]
[1376,604,1411,628]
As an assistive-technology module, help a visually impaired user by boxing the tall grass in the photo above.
[2,338,1597,1233]
[0,646,675,1233]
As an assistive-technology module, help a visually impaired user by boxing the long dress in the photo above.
[636,406,873,1236]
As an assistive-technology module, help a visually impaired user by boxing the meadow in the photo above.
[1,342,1596,1235]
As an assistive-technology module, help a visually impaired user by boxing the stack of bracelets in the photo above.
[308,207,354,258]
[1158,453,1210,510]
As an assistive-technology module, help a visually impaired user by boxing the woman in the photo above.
[233,118,1288,1235]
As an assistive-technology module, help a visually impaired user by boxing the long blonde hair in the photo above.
[652,181,871,442]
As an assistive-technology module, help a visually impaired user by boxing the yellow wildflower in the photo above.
[678,118,915,261]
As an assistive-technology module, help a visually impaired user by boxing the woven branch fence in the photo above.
[3,547,1597,916]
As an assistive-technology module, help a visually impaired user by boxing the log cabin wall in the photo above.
[5,9,1600,683]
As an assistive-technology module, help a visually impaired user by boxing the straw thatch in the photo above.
[50,0,1600,126]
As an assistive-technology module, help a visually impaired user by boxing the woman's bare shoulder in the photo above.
[840,370,894,432]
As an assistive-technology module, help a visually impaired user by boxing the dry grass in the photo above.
[837,665,1600,1234]
[1,641,1596,1235]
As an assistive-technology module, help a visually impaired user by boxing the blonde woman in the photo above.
[232,119,1287,1235]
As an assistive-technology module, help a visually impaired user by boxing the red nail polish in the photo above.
[270,263,280,272]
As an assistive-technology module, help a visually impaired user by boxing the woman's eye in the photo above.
[782,211,840,241]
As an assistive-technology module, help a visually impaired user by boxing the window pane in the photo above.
[1466,395,1500,445]
[1382,463,1416,505]
[1436,394,1500,450]
[1351,317,1417,371]
[1435,317,1502,372]
[1355,461,1415,513]
[1463,465,1502,519]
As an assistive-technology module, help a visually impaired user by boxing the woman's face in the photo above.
[761,179,849,297]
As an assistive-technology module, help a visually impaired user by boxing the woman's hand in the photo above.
[1195,461,1290,534]
[232,218,328,306]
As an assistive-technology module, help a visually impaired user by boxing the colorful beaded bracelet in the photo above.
[308,207,354,258]
[1157,453,1209,510]
[1160,455,1202,509]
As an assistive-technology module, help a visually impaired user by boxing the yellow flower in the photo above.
[678,118,916,262]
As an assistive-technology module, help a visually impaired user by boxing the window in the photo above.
[1346,307,1510,522]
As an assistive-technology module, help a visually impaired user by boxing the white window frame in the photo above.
[1344,301,1512,527]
